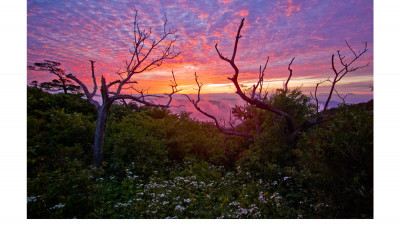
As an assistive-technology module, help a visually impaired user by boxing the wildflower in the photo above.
[114,202,131,208]
[254,212,261,217]
[258,192,265,201]
[158,193,166,198]
[283,176,291,181]
[175,205,185,211]
[229,201,240,206]
[27,196,37,203]
[50,204,65,210]
[162,201,169,205]
[184,198,191,203]
[239,208,248,215]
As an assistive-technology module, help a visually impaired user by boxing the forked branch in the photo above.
[184,73,253,139]
[284,57,295,93]
[323,41,368,111]
[214,18,295,133]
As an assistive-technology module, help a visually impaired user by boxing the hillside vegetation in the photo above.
[27,87,373,218]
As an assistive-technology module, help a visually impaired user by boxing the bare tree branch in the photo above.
[323,41,368,111]
[89,60,97,98]
[184,73,253,139]
[284,57,295,93]
[213,18,295,133]
[310,79,330,115]
[66,73,100,109]
[251,57,269,99]
[334,88,348,105]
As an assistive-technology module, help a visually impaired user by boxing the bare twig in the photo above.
[323,41,368,111]
[284,57,295,93]
[184,73,253,138]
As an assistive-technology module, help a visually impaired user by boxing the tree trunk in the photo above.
[93,103,111,167]
[62,86,68,94]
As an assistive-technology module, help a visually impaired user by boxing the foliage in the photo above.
[27,87,373,218]
[295,101,373,218]
[39,79,81,94]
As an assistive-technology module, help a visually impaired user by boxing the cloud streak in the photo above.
[28,0,373,99]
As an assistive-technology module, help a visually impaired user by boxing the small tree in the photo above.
[28,60,81,94]
[187,18,368,144]
[38,8,180,166]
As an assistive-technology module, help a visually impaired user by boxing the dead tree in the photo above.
[65,8,180,166]
[188,18,368,144]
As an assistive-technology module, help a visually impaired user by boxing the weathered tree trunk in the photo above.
[93,102,111,167]
[62,85,68,94]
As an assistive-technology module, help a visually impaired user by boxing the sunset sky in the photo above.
[27,0,373,120]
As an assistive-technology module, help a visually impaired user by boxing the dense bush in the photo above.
[27,87,373,218]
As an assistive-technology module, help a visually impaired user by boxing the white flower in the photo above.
[229,201,240,206]
[283,176,291,181]
[184,199,191,203]
[239,208,248,215]
[258,192,265,201]
[50,204,65,210]
[114,202,131,208]
[175,205,185,211]
[27,196,37,202]
[162,201,169,205]
[158,193,166,198]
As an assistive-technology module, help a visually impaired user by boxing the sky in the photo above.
[27,0,373,120]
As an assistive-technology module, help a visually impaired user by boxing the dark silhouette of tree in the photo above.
[187,18,368,144]
[28,60,80,94]
[65,8,180,166]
